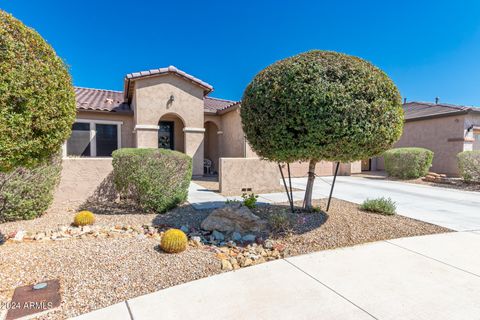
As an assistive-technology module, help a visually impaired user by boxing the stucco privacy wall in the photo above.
[395,115,466,175]
[133,74,205,175]
[219,158,282,196]
[220,109,246,158]
[76,111,135,148]
[58,158,113,204]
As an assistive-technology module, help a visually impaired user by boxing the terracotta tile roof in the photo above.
[75,87,239,114]
[124,66,213,101]
[403,102,480,120]
[75,87,131,113]
[204,97,239,113]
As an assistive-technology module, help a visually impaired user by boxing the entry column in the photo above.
[183,127,205,176]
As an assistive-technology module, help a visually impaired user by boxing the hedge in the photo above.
[0,155,62,222]
[0,10,76,172]
[384,147,433,179]
[457,151,480,183]
[112,148,192,213]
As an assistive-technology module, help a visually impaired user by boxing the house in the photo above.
[64,66,360,179]
[370,101,480,176]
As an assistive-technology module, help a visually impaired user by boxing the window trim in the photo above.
[63,119,123,158]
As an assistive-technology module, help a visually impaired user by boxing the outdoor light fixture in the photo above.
[169,95,175,102]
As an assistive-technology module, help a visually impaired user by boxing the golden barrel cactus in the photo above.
[160,229,188,253]
[73,211,95,226]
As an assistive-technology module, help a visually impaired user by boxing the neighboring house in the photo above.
[64,66,360,177]
[371,101,480,176]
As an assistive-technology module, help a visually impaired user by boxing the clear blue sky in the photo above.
[3,0,480,105]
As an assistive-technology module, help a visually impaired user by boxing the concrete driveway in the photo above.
[73,231,480,320]
[290,176,480,231]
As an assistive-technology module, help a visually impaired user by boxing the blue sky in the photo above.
[3,1,480,105]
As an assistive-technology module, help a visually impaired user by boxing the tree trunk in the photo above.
[303,159,317,210]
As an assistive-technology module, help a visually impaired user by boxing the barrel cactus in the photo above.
[73,211,95,226]
[160,229,188,253]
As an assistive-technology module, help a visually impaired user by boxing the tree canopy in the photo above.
[241,50,404,164]
[0,10,76,171]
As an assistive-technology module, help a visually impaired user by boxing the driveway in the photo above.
[73,231,480,320]
[290,176,480,231]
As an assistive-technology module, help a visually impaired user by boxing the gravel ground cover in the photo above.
[253,198,450,256]
[0,237,220,319]
[0,198,450,319]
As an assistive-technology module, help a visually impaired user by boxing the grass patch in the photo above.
[360,197,396,215]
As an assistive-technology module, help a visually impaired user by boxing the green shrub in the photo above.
[457,151,480,183]
[360,197,396,215]
[0,156,62,222]
[0,10,76,172]
[268,211,293,233]
[384,147,433,179]
[241,193,258,209]
[241,50,404,209]
[112,148,192,213]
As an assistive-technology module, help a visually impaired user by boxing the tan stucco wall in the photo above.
[395,115,466,175]
[76,111,134,148]
[59,158,113,203]
[219,158,281,196]
[283,161,333,177]
[133,74,205,175]
[219,109,245,158]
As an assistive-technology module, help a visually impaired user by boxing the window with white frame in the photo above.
[65,120,122,157]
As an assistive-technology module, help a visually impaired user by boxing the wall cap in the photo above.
[183,127,206,133]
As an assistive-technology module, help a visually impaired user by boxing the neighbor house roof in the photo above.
[75,87,239,115]
[123,66,213,103]
[75,87,132,113]
[403,101,480,121]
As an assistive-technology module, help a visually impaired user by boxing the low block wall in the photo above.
[58,158,113,203]
[285,160,361,177]
[219,158,282,196]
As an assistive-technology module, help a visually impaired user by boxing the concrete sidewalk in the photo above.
[73,231,480,320]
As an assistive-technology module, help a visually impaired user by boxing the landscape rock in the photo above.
[201,203,267,233]
[221,259,233,271]
[212,230,225,241]
[264,239,274,249]
[231,232,242,242]
[13,230,26,242]
[242,234,256,242]
[180,225,189,233]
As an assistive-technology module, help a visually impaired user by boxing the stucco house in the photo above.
[64,66,360,181]
[369,101,480,176]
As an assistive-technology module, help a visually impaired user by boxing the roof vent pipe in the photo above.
[435,97,439,104]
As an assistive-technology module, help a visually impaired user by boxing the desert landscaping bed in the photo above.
[0,198,450,319]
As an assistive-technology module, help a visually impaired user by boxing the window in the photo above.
[65,120,122,157]
[67,123,91,156]
[96,124,118,156]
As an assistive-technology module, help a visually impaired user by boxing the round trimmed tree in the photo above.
[241,50,404,209]
[0,10,76,172]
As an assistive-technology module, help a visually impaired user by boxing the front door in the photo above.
[158,121,174,150]
[361,158,371,171]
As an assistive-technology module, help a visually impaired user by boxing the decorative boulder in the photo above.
[201,203,267,233]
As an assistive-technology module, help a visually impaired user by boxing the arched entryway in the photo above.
[204,121,219,174]
[158,113,185,152]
